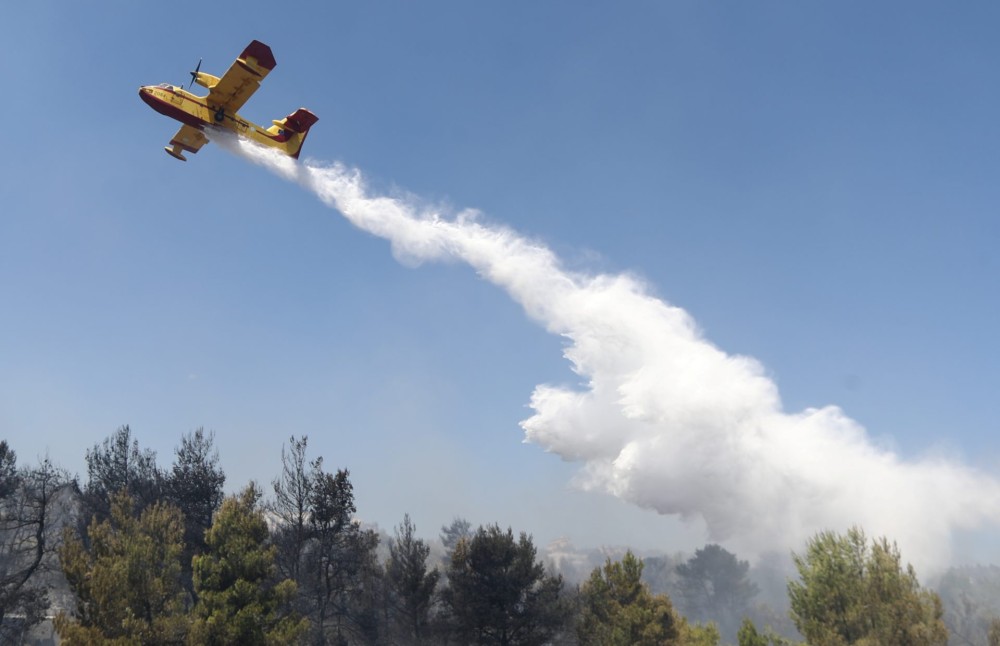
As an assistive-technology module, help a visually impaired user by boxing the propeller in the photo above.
[188,58,202,89]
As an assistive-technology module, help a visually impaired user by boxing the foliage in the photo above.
[738,618,770,646]
[677,619,721,646]
[442,524,569,646]
[788,526,947,646]
[83,425,163,523]
[302,465,381,644]
[737,618,800,646]
[0,445,67,641]
[578,550,679,646]
[13,427,982,646]
[0,442,16,499]
[267,437,383,645]
[189,484,307,646]
[675,544,759,641]
[440,517,473,563]
[166,428,225,560]
[385,513,440,644]
[55,491,190,645]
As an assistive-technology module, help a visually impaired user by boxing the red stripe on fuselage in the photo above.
[140,85,291,146]
[138,87,206,129]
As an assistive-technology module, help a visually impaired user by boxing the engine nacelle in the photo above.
[193,72,220,90]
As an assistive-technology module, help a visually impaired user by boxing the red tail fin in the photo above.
[283,108,319,134]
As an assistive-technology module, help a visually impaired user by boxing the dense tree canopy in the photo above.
[676,543,758,640]
[55,491,190,645]
[189,484,308,645]
[83,425,162,523]
[788,527,947,646]
[385,513,439,645]
[442,524,569,645]
[440,517,472,563]
[2,430,972,646]
[579,550,722,646]
[302,458,380,644]
[578,550,680,646]
[167,428,225,560]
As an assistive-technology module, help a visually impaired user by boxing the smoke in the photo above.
[218,133,1000,574]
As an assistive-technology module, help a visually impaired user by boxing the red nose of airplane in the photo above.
[138,86,156,109]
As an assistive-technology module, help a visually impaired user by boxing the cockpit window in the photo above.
[157,83,173,89]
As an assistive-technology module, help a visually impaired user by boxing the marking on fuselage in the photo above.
[152,88,274,140]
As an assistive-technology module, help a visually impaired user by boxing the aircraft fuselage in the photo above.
[138,84,284,148]
[139,40,317,161]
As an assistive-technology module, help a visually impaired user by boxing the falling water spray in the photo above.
[215,133,1000,574]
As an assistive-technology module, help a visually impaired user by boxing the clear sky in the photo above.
[2,2,998,567]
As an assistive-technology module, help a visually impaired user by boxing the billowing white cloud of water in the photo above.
[218,133,1000,574]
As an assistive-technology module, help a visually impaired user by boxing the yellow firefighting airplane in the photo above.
[139,40,317,161]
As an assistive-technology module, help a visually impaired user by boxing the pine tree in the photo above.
[578,550,679,646]
[55,491,190,645]
[442,524,569,645]
[189,484,308,645]
[385,514,439,644]
[83,425,163,523]
[788,527,947,646]
[675,544,758,640]
[304,466,381,644]
[166,429,225,558]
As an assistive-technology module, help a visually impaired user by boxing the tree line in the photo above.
[0,426,992,645]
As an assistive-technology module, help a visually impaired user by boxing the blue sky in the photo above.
[2,2,998,564]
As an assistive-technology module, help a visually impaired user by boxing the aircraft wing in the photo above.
[165,125,209,161]
[206,40,277,115]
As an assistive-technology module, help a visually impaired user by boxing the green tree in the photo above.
[738,618,770,646]
[84,425,163,523]
[737,618,798,646]
[676,544,758,641]
[385,513,439,644]
[267,440,382,644]
[167,429,225,556]
[189,484,307,646]
[55,491,190,645]
[304,466,382,644]
[440,516,472,566]
[442,524,569,646]
[578,550,679,646]
[788,527,947,646]
[166,428,225,597]
[678,621,721,646]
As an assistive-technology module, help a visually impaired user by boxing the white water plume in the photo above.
[218,133,1000,574]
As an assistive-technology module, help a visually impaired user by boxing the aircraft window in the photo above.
[158,83,173,89]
